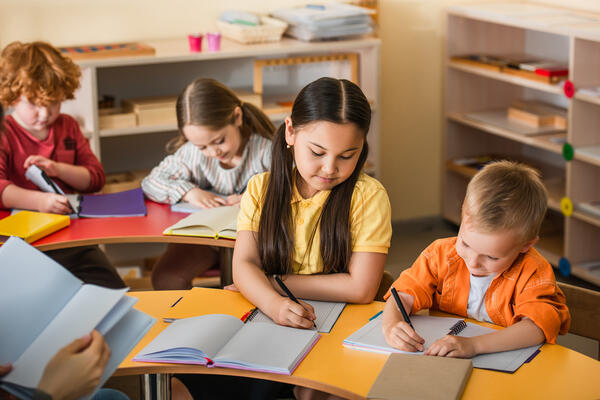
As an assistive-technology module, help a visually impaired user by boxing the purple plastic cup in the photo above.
[206,32,221,52]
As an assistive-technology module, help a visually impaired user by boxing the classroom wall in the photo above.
[377,0,514,221]
[1,0,598,222]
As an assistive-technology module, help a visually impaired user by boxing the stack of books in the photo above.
[272,3,374,41]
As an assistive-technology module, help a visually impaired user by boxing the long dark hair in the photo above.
[258,77,371,275]
[167,78,274,153]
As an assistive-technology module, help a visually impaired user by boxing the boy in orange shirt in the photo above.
[0,41,123,288]
[383,160,570,357]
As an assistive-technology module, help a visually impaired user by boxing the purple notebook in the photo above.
[78,188,147,218]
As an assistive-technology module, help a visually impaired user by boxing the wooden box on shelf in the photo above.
[98,108,136,130]
[122,96,178,127]
[102,170,150,194]
[508,100,567,129]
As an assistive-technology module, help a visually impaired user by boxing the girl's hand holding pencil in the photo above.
[271,297,316,330]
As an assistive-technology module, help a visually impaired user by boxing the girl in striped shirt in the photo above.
[142,78,274,289]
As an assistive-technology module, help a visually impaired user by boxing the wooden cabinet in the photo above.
[444,3,600,286]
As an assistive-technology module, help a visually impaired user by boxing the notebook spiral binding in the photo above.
[246,307,259,321]
[448,320,467,335]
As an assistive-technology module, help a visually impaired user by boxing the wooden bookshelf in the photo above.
[61,36,382,177]
[445,2,600,287]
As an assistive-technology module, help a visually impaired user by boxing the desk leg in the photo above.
[219,247,234,287]
[140,374,170,400]
[156,373,171,400]
[140,374,152,400]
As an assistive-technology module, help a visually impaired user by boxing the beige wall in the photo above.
[1,0,598,222]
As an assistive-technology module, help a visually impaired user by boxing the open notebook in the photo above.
[0,237,155,400]
[163,204,239,239]
[133,314,320,375]
[245,300,345,333]
[344,314,541,373]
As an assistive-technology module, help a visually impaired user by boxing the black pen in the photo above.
[274,275,317,328]
[41,170,76,213]
[391,287,415,330]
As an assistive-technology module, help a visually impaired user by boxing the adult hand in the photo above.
[0,363,12,376]
[183,188,227,209]
[37,330,111,400]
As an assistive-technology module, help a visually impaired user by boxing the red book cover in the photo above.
[535,67,569,77]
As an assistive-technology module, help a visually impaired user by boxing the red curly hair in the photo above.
[0,41,81,107]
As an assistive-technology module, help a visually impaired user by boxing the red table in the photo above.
[0,200,235,284]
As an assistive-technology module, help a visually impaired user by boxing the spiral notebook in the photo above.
[343,314,541,373]
[245,300,345,333]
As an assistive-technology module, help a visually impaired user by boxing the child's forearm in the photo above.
[56,163,91,191]
[1,184,45,210]
[472,318,545,355]
[275,252,387,303]
[276,272,376,303]
[382,296,403,328]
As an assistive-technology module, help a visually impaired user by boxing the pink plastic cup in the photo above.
[188,34,203,52]
[206,32,221,52]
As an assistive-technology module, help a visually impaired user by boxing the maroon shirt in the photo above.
[0,114,104,208]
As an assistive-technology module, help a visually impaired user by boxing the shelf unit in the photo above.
[444,3,600,286]
[60,36,381,176]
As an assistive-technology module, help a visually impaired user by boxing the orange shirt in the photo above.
[386,237,570,343]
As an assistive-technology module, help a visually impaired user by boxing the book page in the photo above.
[248,300,345,333]
[214,322,319,374]
[5,285,128,387]
[134,314,243,362]
[0,238,82,363]
[85,309,155,400]
[164,204,240,237]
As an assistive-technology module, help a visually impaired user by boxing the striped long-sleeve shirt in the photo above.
[141,134,271,204]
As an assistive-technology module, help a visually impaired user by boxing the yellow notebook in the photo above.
[0,211,70,243]
[163,205,239,239]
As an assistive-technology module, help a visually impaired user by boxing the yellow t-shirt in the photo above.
[238,171,392,274]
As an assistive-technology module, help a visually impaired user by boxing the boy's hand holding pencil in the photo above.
[382,288,425,352]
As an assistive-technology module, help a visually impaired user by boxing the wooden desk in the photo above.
[0,201,235,284]
[122,289,600,400]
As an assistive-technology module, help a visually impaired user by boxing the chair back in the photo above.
[375,270,395,302]
[557,281,600,360]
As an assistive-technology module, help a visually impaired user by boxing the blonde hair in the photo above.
[462,160,548,242]
[0,41,81,107]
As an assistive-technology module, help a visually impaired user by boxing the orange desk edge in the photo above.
[121,289,600,400]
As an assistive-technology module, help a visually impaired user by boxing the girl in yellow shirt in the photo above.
[233,77,392,329]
